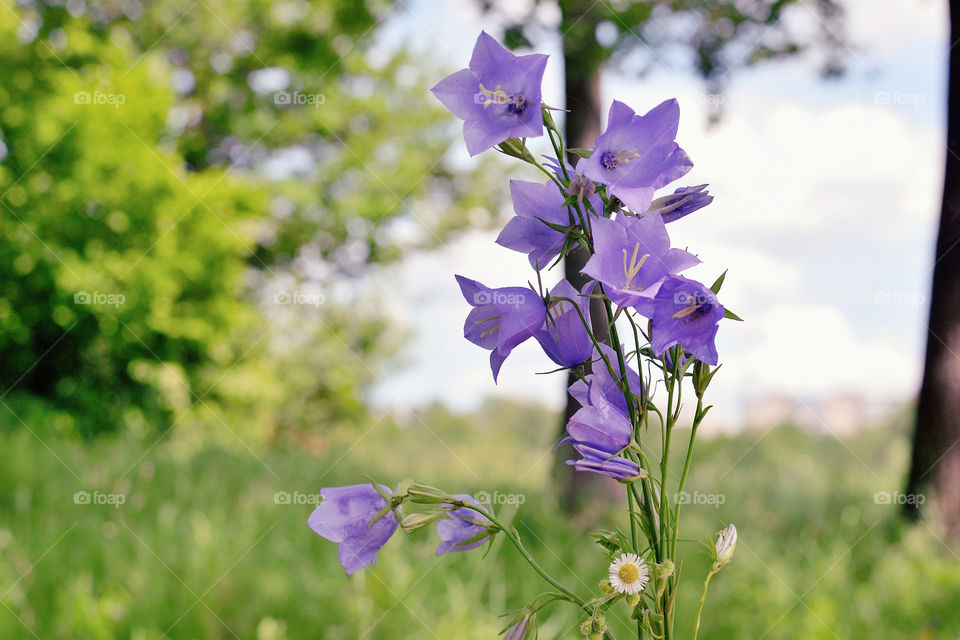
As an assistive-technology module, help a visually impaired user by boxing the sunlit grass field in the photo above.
[1,401,958,639]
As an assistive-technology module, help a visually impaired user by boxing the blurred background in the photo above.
[1,0,958,638]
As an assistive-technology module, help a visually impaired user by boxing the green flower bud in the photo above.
[405,485,449,504]
[599,579,614,594]
[591,613,606,633]
[399,512,441,533]
[625,592,641,607]
[657,559,675,579]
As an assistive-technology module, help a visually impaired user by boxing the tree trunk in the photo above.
[905,0,960,536]
[554,0,614,513]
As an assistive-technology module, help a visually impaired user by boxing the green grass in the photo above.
[1,402,958,639]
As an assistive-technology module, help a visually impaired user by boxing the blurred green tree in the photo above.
[0,0,489,439]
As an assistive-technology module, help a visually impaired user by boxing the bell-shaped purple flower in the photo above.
[582,214,699,312]
[496,178,600,270]
[562,343,646,479]
[436,494,491,555]
[578,100,692,212]
[456,275,546,381]
[534,279,594,368]
[496,180,572,270]
[647,184,713,223]
[308,484,399,576]
[561,349,642,480]
[431,32,548,156]
[649,275,725,366]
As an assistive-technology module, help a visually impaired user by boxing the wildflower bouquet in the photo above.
[308,32,739,640]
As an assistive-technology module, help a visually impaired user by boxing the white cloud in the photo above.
[719,302,920,398]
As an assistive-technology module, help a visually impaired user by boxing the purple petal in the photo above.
[430,68,479,120]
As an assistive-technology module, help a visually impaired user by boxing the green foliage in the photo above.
[0,0,495,438]
[0,10,269,436]
[1,405,958,639]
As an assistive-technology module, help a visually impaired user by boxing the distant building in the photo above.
[743,393,900,436]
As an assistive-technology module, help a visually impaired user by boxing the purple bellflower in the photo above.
[534,279,594,368]
[581,214,699,312]
[435,494,492,555]
[561,344,644,480]
[578,100,692,213]
[456,275,546,382]
[431,31,548,156]
[497,178,600,270]
[649,275,725,366]
[647,184,713,223]
[308,484,399,576]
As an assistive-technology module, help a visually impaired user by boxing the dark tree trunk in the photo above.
[905,0,960,536]
[554,0,615,513]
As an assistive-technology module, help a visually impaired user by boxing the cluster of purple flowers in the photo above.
[436,32,727,479]
[308,31,730,586]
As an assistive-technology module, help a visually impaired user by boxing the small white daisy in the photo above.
[608,552,649,595]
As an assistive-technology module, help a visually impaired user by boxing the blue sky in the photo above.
[368,0,948,426]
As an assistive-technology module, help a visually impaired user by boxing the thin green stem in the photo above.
[480,508,583,606]
[692,568,718,640]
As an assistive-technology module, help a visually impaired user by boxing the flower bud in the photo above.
[503,613,534,640]
[714,523,737,568]
[599,579,614,594]
[625,592,641,606]
[399,512,441,533]
[591,613,606,632]
[654,559,675,579]
[405,485,449,504]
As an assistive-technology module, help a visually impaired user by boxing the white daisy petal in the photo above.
[607,552,649,595]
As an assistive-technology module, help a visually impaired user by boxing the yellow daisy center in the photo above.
[618,563,640,583]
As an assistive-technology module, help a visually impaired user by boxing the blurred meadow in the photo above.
[4,407,960,639]
[1,0,958,638]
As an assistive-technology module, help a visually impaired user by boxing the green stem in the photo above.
[692,568,718,640]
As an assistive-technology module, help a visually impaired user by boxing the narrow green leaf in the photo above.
[724,308,744,321]
[709,270,728,294]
